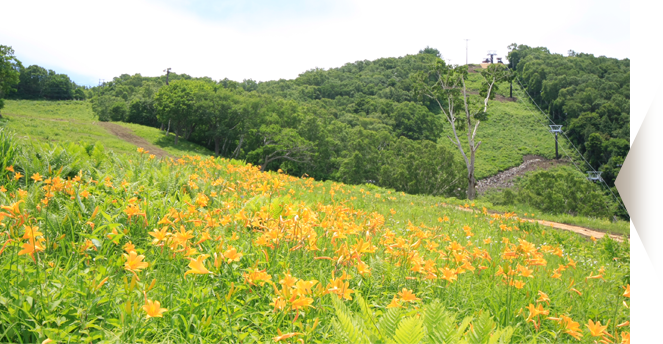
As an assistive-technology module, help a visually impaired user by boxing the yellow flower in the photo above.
[536,291,550,305]
[123,251,149,272]
[525,303,549,323]
[620,331,630,344]
[559,315,583,340]
[622,284,630,298]
[586,319,609,337]
[273,331,302,342]
[123,241,136,254]
[31,173,43,182]
[184,254,212,277]
[439,267,457,283]
[386,296,401,308]
[290,295,314,311]
[397,288,420,302]
[223,246,243,263]
[142,299,167,318]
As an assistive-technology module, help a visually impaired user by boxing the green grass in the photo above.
[1,98,625,233]
[0,100,212,157]
[0,139,630,343]
[460,197,629,235]
[118,122,214,157]
[442,72,560,179]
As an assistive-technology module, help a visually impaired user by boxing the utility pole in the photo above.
[164,68,171,85]
[465,39,469,65]
[162,68,172,132]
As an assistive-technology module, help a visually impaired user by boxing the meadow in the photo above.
[0,100,212,157]
[0,131,630,343]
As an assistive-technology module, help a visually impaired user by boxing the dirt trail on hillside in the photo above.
[450,205,626,242]
[96,122,171,158]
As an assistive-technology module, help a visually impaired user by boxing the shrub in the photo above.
[488,166,616,218]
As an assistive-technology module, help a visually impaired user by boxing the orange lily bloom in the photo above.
[124,251,149,272]
[397,288,420,302]
[184,254,212,277]
[586,319,610,337]
[143,299,168,318]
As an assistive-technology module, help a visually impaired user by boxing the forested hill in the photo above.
[86,48,474,198]
[508,45,630,186]
[65,46,627,199]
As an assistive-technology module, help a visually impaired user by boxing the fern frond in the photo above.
[377,307,402,340]
[466,311,496,344]
[331,295,371,344]
[392,316,424,344]
[355,293,381,340]
[455,316,473,341]
[488,325,515,344]
[424,302,457,344]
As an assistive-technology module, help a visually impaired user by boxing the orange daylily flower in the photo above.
[143,299,168,318]
[223,246,243,263]
[273,330,302,342]
[31,173,43,182]
[397,288,420,302]
[525,303,549,323]
[124,251,149,272]
[387,296,402,308]
[559,314,583,340]
[536,291,550,305]
[586,319,609,337]
[622,284,630,298]
[184,254,212,277]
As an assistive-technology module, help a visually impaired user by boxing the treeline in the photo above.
[90,49,468,198]
[12,65,87,100]
[507,44,629,186]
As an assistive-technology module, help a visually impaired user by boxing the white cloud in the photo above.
[0,0,629,85]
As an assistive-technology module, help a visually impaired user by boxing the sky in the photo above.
[0,0,629,87]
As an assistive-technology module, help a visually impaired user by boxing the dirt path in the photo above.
[528,218,626,242]
[450,205,626,242]
[96,122,172,158]
[477,155,568,194]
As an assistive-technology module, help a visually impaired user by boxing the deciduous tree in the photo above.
[413,60,510,200]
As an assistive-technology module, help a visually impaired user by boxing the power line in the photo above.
[509,73,629,218]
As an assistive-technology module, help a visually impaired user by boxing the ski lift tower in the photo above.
[487,50,497,64]
[549,125,563,159]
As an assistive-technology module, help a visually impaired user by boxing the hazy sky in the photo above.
[0,0,629,86]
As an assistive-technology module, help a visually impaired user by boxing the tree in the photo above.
[44,73,74,100]
[91,95,125,122]
[204,87,241,156]
[0,45,22,116]
[413,60,511,200]
[154,80,196,145]
[247,124,314,172]
[16,65,48,98]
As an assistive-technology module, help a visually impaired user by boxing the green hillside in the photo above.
[0,100,212,157]
[0,130,630,343]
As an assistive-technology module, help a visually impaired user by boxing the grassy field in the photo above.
[0,137,630,343]
[444,72,566,179]
[0,99,629,234]
[0,100,213,157]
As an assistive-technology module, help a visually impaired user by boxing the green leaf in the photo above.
[392,316,424,344]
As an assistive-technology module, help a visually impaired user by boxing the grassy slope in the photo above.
[442,73,557,179]
[0,146,630,343]
[0,100,213,157]
[0,99,628,234]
